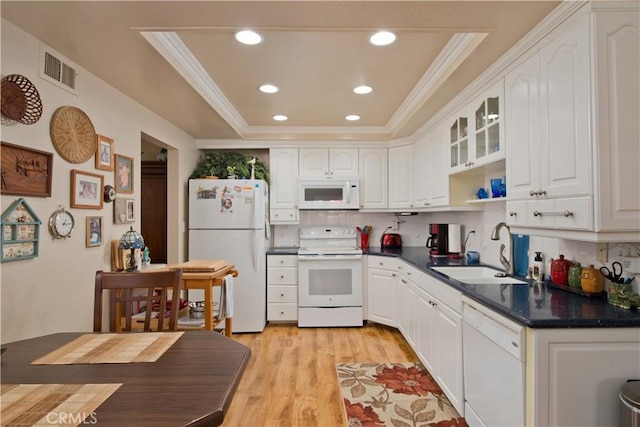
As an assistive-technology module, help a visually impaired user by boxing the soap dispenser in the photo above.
[532,252,544,282]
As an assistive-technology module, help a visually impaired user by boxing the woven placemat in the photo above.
[1,383,122,426]
[50,106,96,163]
[31,332,184,365]
[0,74,43,125]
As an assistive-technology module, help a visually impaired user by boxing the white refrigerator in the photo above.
[188,179,270,333]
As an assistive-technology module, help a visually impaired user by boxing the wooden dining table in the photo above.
[1,331,250,426]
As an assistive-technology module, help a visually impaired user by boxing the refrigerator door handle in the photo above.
[252,229,259,271]
[265,221,271,240]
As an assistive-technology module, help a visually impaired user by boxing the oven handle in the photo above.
[298,254,363,261]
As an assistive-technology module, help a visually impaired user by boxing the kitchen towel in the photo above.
[219,274,234,319]
[448,224,462,254]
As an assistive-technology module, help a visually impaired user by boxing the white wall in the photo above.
[1,20,201,343]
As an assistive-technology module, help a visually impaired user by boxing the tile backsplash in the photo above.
[271,206,640,293]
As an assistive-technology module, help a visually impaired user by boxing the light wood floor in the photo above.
[223,323,418,427]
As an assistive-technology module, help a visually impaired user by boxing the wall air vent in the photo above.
[39,45,78,95]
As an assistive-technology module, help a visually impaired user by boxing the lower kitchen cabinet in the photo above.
[267,255,298,322]
[367,256,397,327]
[526,327,640,426]
[395,261,464,415]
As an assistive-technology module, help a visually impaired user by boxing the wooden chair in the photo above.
[94,269,183,332]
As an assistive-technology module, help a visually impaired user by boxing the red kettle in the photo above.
[380,229,402,248]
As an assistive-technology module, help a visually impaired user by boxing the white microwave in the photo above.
[298,177,360,210]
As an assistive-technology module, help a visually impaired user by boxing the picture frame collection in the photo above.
[1,132,137,254]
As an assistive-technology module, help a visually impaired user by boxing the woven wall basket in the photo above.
[1,74,43,125]
[50,106,96,163]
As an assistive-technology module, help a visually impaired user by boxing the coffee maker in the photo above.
[426,223,448,257]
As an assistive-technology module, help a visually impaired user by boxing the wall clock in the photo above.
[48,205,75,239]
[50,106,96,163]
[103,185,116,203]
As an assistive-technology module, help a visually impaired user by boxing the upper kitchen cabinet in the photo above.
[414,125,449,209]
[269,148,299,224]
[506,3,639,239]
[593,7,640,232]
[388,144,415,210]
[449,81,505,174]
[359,148,388,210]
[299,148,358,178]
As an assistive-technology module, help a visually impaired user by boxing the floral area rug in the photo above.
[337,362,467,427]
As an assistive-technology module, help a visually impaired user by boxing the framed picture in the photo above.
[95,135,114,171]
[71,170,104,209]
[86,216,103,247]
[114,154,134,193]
[114,198,134,224]
[1,141,53,197]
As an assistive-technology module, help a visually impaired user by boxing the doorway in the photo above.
[141,137,167,264]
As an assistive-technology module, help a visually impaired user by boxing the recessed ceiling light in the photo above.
[235,30,263,45]
[259,84,279,94]
[273,114,288,121]
[345,115,361,121]
[353,85,373,95]
[369,31,396,46]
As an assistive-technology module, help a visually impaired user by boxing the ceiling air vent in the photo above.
[39,45,78,95]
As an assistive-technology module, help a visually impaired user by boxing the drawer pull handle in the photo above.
[534,210,575,217]
[509,211,517,217]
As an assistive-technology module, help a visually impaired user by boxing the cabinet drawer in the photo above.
[268,255,298,268]
[267,268,298,285]
[270,208,299,223]
[554,197,592,230]
[268,285,298,303]
[268,303,298,321]
[368,256,398,270]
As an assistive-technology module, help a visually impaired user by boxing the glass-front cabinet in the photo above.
[449,80,505,174]
[450,116,468,169]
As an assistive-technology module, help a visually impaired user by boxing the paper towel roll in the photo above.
[448,224,462,253]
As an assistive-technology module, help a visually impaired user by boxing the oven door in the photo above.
[298,255,363,307]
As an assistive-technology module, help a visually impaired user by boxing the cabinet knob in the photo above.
[280,275,284,279]
[407,271,412,276]
[509,211,518,217]
[564,210,574,217]
[379,262,383,266]
[392,273,396,277]
[533,211,542,217]
[539,190,547,196]
[280,293,284,297]
[280,311,284,315]
[275,213,279,217]
[529,190,537,197]
[280,260,284,264]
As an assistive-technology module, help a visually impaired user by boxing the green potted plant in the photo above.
[190,152,270,184]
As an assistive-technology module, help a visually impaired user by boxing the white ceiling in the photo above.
[1,1,560,142]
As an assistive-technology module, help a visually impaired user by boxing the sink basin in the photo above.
[431,266,528,285]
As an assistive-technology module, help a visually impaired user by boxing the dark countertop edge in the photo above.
[363,248,640,329]
[267,247,300,255]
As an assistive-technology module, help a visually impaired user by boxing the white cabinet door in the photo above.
[270,149,299,223]
[428,124,450,207]
[299,148,358,177]
[539,14,591,199]
[414,134,431,208]
[506,53,540,201]
[416,285,437,375]
[388,145,415,209]
[594,10,640,231]
[330,148,359,176]
[471,80,505,168]
[367,268,396,327]
[359,148,388,209]
[434,301,464,414]
[299,148,329,176]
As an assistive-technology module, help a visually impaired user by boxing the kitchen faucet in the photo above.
[490,222,514,277]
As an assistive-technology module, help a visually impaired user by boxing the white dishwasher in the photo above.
[462,296,526,427]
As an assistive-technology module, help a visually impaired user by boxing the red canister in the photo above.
[550,254,572,286]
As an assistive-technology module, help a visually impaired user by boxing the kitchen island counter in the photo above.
[365,247,640,328]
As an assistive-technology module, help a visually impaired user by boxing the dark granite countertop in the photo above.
[365,246,640,328]
[267,247,300,256]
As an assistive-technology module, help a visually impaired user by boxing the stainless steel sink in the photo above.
[431,266,528,285]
